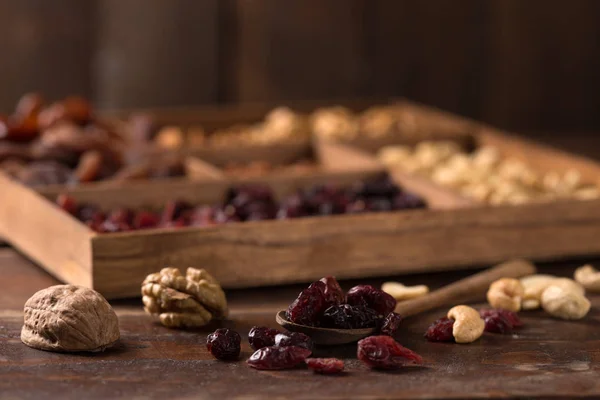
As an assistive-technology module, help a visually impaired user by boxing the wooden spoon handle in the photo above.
[394,259,536,318]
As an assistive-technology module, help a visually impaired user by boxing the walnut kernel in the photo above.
[142,267,228,328]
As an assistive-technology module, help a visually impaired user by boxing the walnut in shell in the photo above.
[21,285,120,353]
[142,267,228,328]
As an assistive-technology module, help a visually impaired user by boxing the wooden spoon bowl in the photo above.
[276,259,536,345]
[276,310,376,345]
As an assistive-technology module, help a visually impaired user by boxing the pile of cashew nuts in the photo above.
[383,263,598,345]
[487,264,598,320]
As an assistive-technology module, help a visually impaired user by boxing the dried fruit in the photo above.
[286,281,327,326]
[56,194,78,216]
[346,285,397,315]
[380,312,403,337]
[479,308,523,334]
[424,317,455,342]
[206,328,241,361]
[21,285,120,352]
[305,358,345,374]
[357,335,423,370]
[248,326,281,350]
[247,346,312,370]
[321,304,380,329]
[274,332,313,352]
[319,276,345,306]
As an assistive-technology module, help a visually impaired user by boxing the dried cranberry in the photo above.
[248,326,280,350]
[108,208,134,225]
[247,346,311,370]
[206,328,241,361]
[306,358,345,374]
[346,285,397,315]
[286,281,327,326]
[56,194,78,216]
[161,200,192,224]
[274,332,313,352]
[424,317,455,342]
[357,335,423,370]
[380,312,403,337]
[479,309,523,334]
[133,211,160,229]
[319,276,345,306]
[393,192,426,210]
[321,304,380,329]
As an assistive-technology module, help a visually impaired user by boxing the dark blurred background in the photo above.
[1,0,599,133]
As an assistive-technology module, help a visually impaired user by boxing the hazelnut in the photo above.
[21,285,120,352]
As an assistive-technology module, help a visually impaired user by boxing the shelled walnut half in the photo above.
[142,267,228,328]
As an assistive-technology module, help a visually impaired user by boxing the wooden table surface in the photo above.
[1,248,600,399]
[2,132,600,399]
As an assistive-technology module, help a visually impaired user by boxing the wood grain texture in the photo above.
[0,0,94,110]
[228,0,369,102]
[94,0,219,108]
[2,248,600,399]
[0,173,93,287]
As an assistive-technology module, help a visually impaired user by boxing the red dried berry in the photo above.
[286,281,327,326]
[357,335,423,370]
[274,332,313,352]
[247,346,312,370]
[380,312,403,337]
[321,304,380,329]
[319,276,345,306]
[479,309,523,334]
[133,211,160,229]
[206,328,241,361]
[306,358,345,374]
[346,285,397,315]
[424,317,455,342]
[56,194,78,216]
[248,326,280,350]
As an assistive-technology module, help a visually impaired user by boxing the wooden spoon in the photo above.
[276,259,536,345]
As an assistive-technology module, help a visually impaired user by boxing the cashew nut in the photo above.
[574,264,600,292]
[519,275,584,310]
[381,282,429,302]
[447,305,485,344]
[486,278,524,312]
[541,285,590,320]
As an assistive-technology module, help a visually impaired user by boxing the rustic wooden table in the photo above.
[1,248,600,399]
[2,132,600,399]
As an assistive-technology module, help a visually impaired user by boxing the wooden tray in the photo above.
[2,101,600,300]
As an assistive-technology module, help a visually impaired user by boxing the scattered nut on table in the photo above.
[381,282,429,302]
[142,267,228,328]
[541,285,591,320]
[487,278,524,312]
[574,264,600,292]
[21,285,120,352]
[519,275,584,310]
[447,305,485,344]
